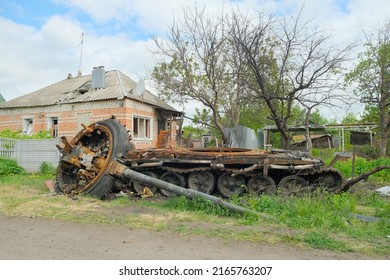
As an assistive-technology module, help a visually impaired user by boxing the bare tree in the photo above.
[151,6,249,144]
[229,8,353,149]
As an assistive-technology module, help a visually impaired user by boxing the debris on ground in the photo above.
[43,180,55,192]
[375,186,390,197]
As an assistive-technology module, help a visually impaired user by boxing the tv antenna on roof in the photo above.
[135,78,145,97]
[78,32,84,77]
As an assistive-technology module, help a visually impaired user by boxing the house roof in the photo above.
[0,69,180,113]
[292,134,332,143]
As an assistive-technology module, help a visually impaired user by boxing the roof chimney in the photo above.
[91,66,105,89]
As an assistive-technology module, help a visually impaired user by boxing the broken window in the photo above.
[23,118,33,136]
[133,116,151,140]
[48,117,58,138]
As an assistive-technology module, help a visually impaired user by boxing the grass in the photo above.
[303,232,349,251]
[312,148,390,184]
[0,173,389,257]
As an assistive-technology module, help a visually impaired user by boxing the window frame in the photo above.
[22,117,34,135]
[47,117,59,138]
[133,115,152,140]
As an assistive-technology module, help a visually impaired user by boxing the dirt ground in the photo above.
[0,214,379,260]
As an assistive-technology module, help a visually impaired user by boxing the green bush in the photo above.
[0,128,51,139]
[0,157,25,177]
[356,145,381,159]
[334,157,390,183]
[0,128,24,139]
[39,162,56,176]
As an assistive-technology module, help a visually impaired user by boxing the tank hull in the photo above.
[55,117,344,198]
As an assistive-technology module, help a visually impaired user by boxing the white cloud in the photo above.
[1,0,390,120]
[0,14,156,101]
[0,16,83,100]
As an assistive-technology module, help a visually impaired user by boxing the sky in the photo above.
[0,0,389,121]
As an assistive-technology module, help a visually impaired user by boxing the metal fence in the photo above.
[0,138,60,172]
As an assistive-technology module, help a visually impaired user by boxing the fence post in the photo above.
[16,140,21,166]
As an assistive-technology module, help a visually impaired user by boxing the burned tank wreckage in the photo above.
[55,118,345,200]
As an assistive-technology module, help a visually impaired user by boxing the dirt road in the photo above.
[0,215,375,260]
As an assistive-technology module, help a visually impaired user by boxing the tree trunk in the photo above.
[379,100,389,157]
[279,122,290,150]
[305,109,313,156]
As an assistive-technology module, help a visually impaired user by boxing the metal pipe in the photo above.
[268,164,315,170]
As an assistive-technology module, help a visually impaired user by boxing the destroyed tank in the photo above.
[55,117,345,199]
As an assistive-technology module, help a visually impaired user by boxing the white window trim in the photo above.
[22,117,34,135]
[132,114,153,141]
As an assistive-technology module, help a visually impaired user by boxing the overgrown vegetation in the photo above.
[0,128,51,139]
[0,157,388,256]
[0,158,25,177]
[312,148,390,184]
[38,162,57,178]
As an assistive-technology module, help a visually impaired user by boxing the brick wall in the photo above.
[0,98,177,148]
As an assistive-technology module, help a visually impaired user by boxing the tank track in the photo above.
[129,164,344,198]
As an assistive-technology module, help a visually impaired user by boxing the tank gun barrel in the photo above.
[108,160,274,220]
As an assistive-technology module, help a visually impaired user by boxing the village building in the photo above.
[0,66,182,149]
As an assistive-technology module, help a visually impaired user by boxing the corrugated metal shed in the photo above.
[0,70,178,112]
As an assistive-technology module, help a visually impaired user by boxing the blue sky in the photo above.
[0,0,389,119]
[0,0,148,39]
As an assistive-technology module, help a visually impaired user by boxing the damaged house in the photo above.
[0,66,182,148]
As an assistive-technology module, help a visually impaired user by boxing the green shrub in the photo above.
[39,162,56,176]
[0,128,51,139]
[333,157,390,183]
[0,157,25,177]
[0,128,24,139]
[356,145,381,159]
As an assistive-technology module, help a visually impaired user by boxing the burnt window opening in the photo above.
[48,117,59,138]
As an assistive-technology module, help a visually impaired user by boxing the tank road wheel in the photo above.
[278,175,309,196]
[188,171,215,194]
[217,173,246,198]
[160,172,186,197]
[132,171,159,194]
[55,118,129,198]
[317,172,343,192]
[247,175,276,196]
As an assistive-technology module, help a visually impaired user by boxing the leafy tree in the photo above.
[239,102,271,130]
[341,112,359,124]
[360,105,379,124]
[310,108,329,125]
[346,19,390,156]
